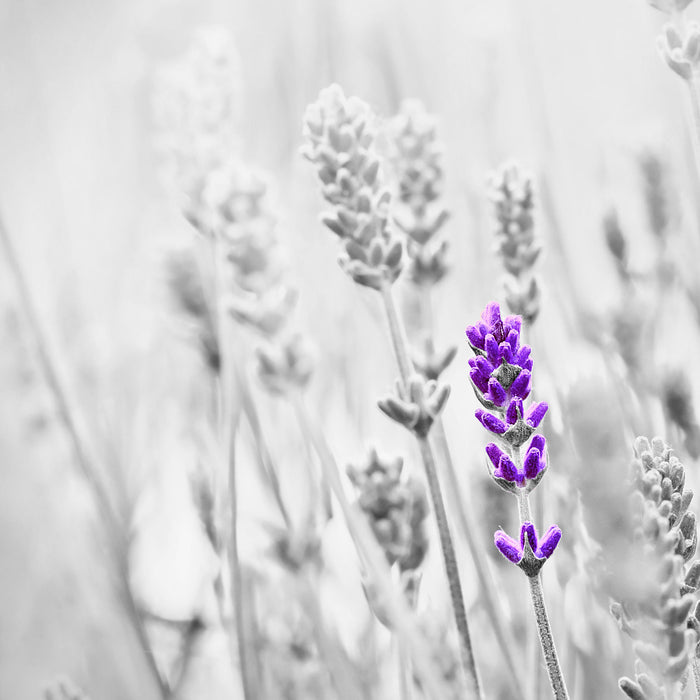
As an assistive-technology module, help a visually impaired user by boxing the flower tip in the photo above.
[538,526,562,559]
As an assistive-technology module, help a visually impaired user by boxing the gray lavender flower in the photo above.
[488,162,542,324]
[494,521,562,577]
[347,449,429,573]
[302,84,404,290]
[388,99,450,286]
[612,437,699,700]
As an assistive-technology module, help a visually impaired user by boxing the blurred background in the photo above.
[3,0,700,698]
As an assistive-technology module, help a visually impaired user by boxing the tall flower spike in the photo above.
[612,436,699,700]
[303,85,404,289]
[347,450,429,574]
[388,99,451,286]
[494,521,562,577]
[488,163,542,324]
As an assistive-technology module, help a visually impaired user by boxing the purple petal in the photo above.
[465,325,484,349]
[506,398,523,425]
[536,526,562,559]
[529,434,546,454]
[523,358,534,372]
[520,521,538,552]
[494,530,522,564]
[475,356,494,377]
[504,315,522,336]
[525,401,549,428]
[484,334,499,364]
[470,368,489,393]
[511,370,532,399]
[497,454,518,482]
[506,329,519,353]
[475,409,507,434]
[523,447,542,479]
[515,345,531,365]
[485,443,506,470]
[482,302,502,328]
[488,377,507,406]
[499,342,514,365]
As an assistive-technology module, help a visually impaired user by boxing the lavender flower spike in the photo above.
[494,522,562,577]
[466,302,534,411]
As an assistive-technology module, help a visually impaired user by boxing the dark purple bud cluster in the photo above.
[485,435,547,494]
[494,521,562,577]
[466,302,548,451]
[467,301,561,573]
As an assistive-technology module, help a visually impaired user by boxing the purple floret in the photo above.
[494,530,521,563]
[475,409,507,434]
[525,401,548,428]
[493,521,562,567]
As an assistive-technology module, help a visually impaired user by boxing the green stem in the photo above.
[378,279,482,699]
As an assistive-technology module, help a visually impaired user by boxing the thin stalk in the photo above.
[528,575,569,700]
[693,657,700,699]
[418,435,481,700]
[210,239,255,700]
[378,280,482,699]
[687,73,700,188]
[0,213,168,698]
[516,491,568,700]
[411,272,524,699]
[291,393,453,700]
[432,420,526,700]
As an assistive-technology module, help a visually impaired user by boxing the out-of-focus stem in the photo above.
[379,280,413,385]
[291,393,453,699]
[432,421,525,700]
[0,213,168,698]
[378,279,482,699]
[210,240,256,700]
[686,73,700,187]
[418,435,482,700]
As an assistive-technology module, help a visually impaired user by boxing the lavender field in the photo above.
[3,0,700,698]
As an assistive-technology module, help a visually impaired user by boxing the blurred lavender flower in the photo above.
[388,99,450,286]
[158,33,315,393]
[662,370,700,458]
[494,521,562,577]
[488,162,542,324]
[154,27,242,230]
[347,449,429,574]
[302,84,403,290]
[612,437,699,699]
[44,678,90,700]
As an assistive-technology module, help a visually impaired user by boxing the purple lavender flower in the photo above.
[485,434,547,491]
[494,521,561,576]
[467,302,534,409]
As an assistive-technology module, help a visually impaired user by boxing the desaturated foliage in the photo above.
[7,1,700,699]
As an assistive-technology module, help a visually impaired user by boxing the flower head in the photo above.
[466,303,533,409]
[494,521,561,576]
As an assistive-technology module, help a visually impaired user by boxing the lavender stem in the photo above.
[528,574,569,700]
[379,279,482,699]
[516,488,569,700]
